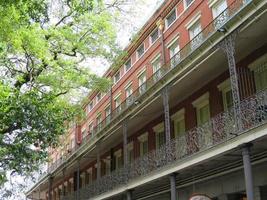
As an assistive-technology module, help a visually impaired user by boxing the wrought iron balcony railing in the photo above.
[42,0,252,181]
[61,89,267,200]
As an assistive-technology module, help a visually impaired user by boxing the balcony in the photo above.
[61,89,267,200]
[37,0,256,183]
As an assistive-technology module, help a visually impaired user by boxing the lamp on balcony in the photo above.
[157,18,165,31]
[217,27,227,33]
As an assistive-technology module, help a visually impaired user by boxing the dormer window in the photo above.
[137,43,145,59]
[113,71,121,84]
[150,28,159,44]
[124,59,132,72]
[166,9,177,28]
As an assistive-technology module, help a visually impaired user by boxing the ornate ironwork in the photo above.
[217,33,243,132]
[41,0,252,184]
[61,90,267,200]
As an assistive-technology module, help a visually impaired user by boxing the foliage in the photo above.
[0,0,122,186]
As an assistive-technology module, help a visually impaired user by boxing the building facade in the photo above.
[26,0,267,199]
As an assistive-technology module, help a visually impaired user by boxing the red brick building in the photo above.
[27,0,267,199]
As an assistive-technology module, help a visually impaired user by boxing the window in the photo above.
[138,71,146,94]
[114,149,123,169]
[218,79,233,111]
[82,129,87,139]
[188,20,202,49]
[249,54,267,92]
[211,0,228,29]
[192,93,210,126]
[87,101,94,112]
[150,28,159,44]
[124,59,132,72]
[105,105,111,123]
[113,71,121,83]
[114,94,121,112]
[211,0,227,18]
[138,133,149,156]
[85,168,92,185]
[166,9,177,28]
[103,157,111,175]
[152,54,162,81]
[125,84,133,105]
[127,142,134,163]
[96,93,102,103]
[153,123,165,149]
[171,109,186,138]
[184,0,194,8]
[88,122,94,137]
[168,38,180,68]
[137,43,145,59]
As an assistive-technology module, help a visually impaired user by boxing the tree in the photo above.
[0,0,123,186]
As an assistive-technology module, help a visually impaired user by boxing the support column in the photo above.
[97,143,101,180]
[123,120,128,167]
[162,87,171,146]
[126,190,133,200]
[76,161,80,200]
[48,176,53,200]
[218,34,242,131]
[170,173,177,200]
[242,143,254,200]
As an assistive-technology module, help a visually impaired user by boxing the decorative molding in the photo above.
[153,122,164,133]
[167,35,180,48]
[138,132,149,142]
[114,149,122,157]
[171,108,185,120]
[192,92,210,108]
[185,11,202,30]
[248,53,267,71]
[217,79,231,91]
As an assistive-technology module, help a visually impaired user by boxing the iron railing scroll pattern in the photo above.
[60,90,267,200]
[44,0,252,184]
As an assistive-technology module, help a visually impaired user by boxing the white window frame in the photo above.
[138,132,149,156]
[186,12,202,38]
[150,28,159,45]
[136,43,145,59]
[171,108,185,138]
[184,0,195,9]
[192,92,210,126]
[96,93,102,103]
[124,58,132,72]
[153,123,165,149]
[114,93,121,111]
[218,79,233,111]
[87,101,94,113]
[138,69,147,94]
[249,53,267,92]
[113,70,121,84]
[167,36,180,68]
[165,8,177,29]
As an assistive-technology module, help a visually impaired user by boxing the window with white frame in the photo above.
[87,101,94,112]
[192,93,210,126]
[114,94,121,112]
[210,0,227,18]
[82,129,87,139]
[150,28,159,44]
[103,157,111,175]
[96,93,102,103]
[138,70,146,94]
[218,79,233,111]
[114,149,123,169]
[152,54,161,81]
[188,20,202,49]
[186,13,202,49]
[124,58,132,72]
[127,142,134,163]
[249,54,267,92]
[86,168,92,185]
[184,0,194,8]
[137,43,145,59]
[105,105,111,123]
[171,108,186,138]
[113,71,121,84]
[153,123,165,149]
[80,172,86,187]
[96,114,102,129]
[88,122,94,136]
[138,132,148,157]
[166,9,177,28]
[168,37,180,68]
[125,83,133,105]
